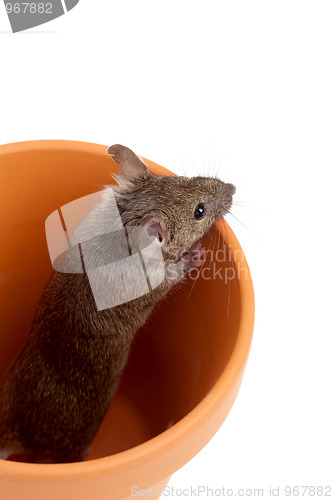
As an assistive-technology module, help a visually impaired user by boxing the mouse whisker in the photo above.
[186,226,215,302]
[220,217,232,319]
[213,157,225,180]
[232,201,265,212]
[224,207,258,240]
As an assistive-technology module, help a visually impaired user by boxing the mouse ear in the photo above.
[108,144,150,181]
[143,217,168,248]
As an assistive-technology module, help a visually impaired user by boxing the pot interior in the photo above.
[0,143,241,460]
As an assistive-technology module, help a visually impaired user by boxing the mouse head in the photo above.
[108,144,235,261]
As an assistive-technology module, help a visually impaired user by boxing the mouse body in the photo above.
[0,145,235,463]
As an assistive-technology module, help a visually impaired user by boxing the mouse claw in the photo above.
[194,245,206,268]
[183,241,206,269]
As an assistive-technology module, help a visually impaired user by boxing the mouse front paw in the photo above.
[164,241,206,286]
[182,240,206,271]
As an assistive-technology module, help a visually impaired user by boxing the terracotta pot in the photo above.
[0,140,255,500]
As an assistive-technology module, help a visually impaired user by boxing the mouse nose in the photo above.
[220,183,236,212]
[225,183,236,197]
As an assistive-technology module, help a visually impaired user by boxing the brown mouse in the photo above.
[0,145,235,463]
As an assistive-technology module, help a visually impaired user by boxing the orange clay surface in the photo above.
[0,141,254,500]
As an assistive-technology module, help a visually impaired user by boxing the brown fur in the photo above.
[0,145,235,463]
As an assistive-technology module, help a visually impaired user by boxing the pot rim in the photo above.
[0,140,255,479]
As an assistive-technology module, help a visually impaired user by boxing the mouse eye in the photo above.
[194,203,206,220]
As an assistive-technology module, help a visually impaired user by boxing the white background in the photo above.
[1,1,333,498]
